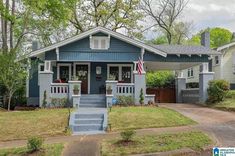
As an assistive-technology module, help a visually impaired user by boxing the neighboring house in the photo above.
[27,27,218,134]
[213,42,235,89]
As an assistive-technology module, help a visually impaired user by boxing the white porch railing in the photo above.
[116,83,135,96]
[50,83,69,98]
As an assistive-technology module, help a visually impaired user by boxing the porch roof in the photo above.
[151,45,220,55]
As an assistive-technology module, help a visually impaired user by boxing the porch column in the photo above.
[175,71,186,103]
[105,80,118,107]
[199,63,214,103]
[39,71,53,107]
[134,71,146,104]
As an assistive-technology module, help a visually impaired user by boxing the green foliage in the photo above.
[146,71,175,88]
[120,130,136,142]
[207,80,230,104]
[0,53,27,110]
[42,90,47,108]
[148,35,168,45]
[139,88,144,105]
[50,98,68,108]
[73,85,79,91]
[27,136,44,152]
[188,27,232,48]
[117,96,135,106]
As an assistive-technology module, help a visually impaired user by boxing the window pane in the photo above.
[109,67,119,81]
[60,66,69,82]
[94,39,99,49]
[122,67,131,83]
[191,69,193,77]
[101,39,106,49]
[40,65,44,71]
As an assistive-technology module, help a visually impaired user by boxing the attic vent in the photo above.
[90,36,110,50]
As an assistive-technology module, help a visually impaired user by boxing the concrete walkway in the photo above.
[161,103,235,146]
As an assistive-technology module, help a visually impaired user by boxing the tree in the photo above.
[188,27,232,48]
[141,0,189,44]
[0,52,27,111]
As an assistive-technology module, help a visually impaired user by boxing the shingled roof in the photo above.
[151,45,220,55]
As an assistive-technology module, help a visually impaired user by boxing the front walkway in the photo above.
[161,103,235,146]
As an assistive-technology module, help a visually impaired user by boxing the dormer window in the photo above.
[90,36,110,50]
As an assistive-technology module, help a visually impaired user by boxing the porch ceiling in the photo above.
[144,61,202,71]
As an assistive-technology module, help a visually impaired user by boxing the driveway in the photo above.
[161,103,235,146]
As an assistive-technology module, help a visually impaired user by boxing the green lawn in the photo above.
[109,106,196,131]
[0,109,70,141]
[213,91,235,111]
[101,131,212,156]
[0,143,64,156]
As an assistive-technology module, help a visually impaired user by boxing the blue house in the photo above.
[27,27,219,134]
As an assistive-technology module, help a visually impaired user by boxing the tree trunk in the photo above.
[10,0,15,49]
[1,0,9,52]
[7,93,12,111]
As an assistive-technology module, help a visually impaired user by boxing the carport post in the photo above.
[199,63,214,103]
[175,71,186,103]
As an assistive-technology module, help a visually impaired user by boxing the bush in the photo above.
[120,130,136,142]
[146,71,175,88]
[27,136,44,152]
[207,80,230,103]
[117,96,135,106]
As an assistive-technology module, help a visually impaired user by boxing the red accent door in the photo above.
[76,65,88,94]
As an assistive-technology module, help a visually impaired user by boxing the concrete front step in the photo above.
[80,99,106,103]
[75,113,103,119]
[80,101,105,105]
[74,119,103,124]
[73,124,103,132]
[79,104,106,108]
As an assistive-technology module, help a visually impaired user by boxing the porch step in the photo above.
[73,124,103,132]
[70,110,106,134]
[80,94,106,108]
[74,119,103,124]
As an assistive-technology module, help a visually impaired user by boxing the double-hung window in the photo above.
[108,64,133,83]
[90,36,110,50]
[187,68,194,78]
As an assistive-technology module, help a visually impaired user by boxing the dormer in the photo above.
[90,35,110,50]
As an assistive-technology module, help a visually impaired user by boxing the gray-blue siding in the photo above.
[45,34,141,61]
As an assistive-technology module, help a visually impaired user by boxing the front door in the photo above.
[75,65,88,94]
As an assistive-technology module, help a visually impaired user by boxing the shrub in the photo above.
[120,130,136,142]
[117,96,135,106]
[139,88,144,105]
[207,80,230,103]
[27,136,44,152]
[146,71,175,88]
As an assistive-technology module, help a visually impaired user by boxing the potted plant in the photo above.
[73,84,80,95]
[72,76,79,81]
[106,85,112,95]
[108,74,116,81]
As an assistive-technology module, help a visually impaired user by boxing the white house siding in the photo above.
[182,65,200,83]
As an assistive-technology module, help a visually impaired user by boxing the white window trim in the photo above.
[187,68,194,78]
[107,64,133,83]
[73,62,91,94]
[90,36,110,50]
[57,63,72,81]
[44,61,51,72]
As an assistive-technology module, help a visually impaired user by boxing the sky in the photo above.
[145,0,235,39]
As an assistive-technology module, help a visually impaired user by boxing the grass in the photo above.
[0,108,70,141]
[0,143,64,156]
[109,106,196,131]
[212,90,235,111]
[101,131,212,156]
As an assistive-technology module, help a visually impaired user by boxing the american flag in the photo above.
[137,57,144,75]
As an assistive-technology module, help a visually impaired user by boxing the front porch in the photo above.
[38,61,154,108]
